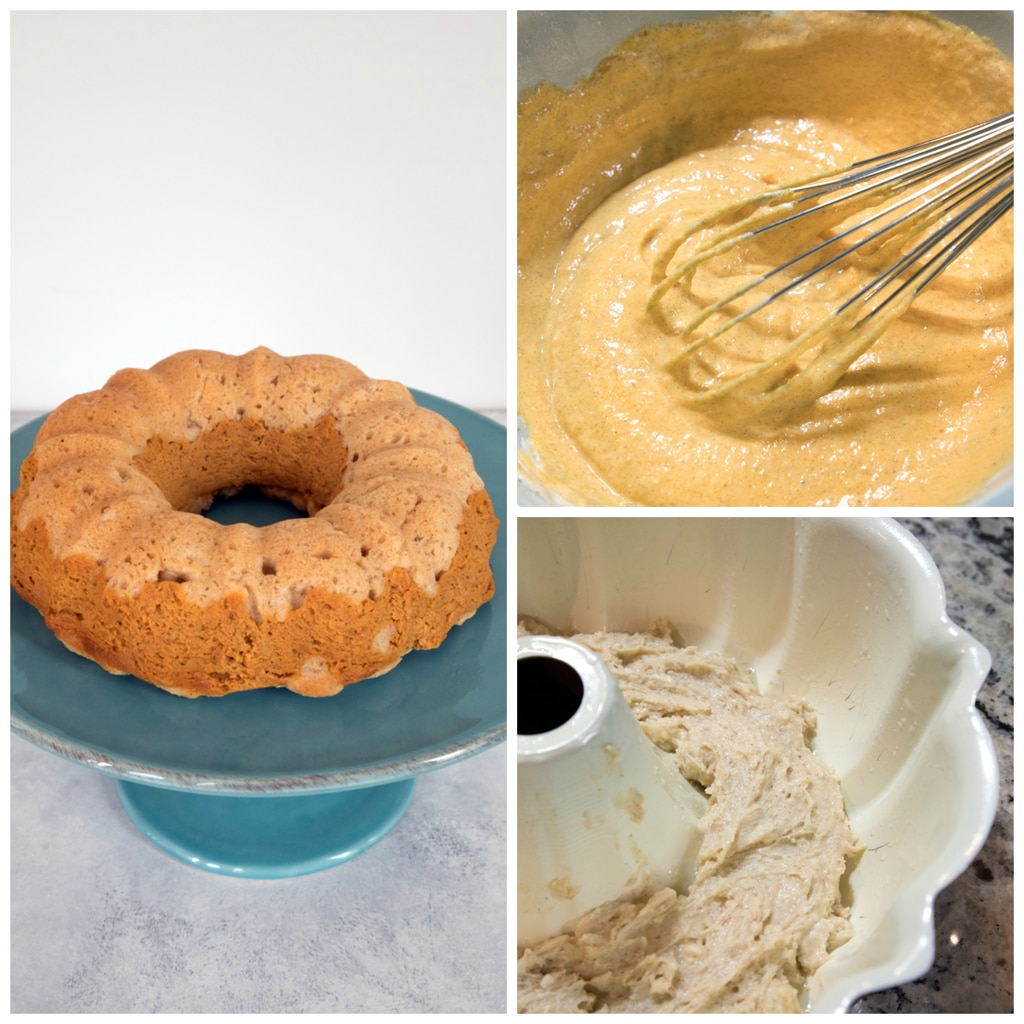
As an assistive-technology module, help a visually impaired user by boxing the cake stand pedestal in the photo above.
[115,778,416,878]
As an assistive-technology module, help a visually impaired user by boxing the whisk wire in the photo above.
[648,113,1013,424]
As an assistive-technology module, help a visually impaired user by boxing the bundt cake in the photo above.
[11,347,499,697]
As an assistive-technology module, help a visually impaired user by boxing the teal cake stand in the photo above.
[11,394,506,878]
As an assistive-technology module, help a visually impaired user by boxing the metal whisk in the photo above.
[647,113,1013,425]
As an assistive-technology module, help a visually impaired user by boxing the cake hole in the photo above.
[518,656,585,735]
[261,558,277,576]
[158,569,190,583]
[360,545,371,557]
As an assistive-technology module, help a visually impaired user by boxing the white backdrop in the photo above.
[11,11,506,412]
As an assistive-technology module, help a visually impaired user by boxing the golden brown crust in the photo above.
[11,347,498,697]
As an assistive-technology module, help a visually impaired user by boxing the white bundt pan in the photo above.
[517,517,998,1012]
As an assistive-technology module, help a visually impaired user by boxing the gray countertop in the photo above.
[11,740,506,1013]
[852,518,1013,1013]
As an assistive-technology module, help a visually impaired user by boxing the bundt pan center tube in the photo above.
[517,634,707,946]
[10,346,499,697]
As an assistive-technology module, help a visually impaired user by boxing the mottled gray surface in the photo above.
[11,738,506,1013]
[850,518,1012,1013]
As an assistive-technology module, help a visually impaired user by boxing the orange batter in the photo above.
[518,12,1012,506]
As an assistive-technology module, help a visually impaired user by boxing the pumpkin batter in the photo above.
[518,12,1013,506]
[517,623,863,1013]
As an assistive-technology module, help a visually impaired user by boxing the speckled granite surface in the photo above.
[849,518,1013,1013]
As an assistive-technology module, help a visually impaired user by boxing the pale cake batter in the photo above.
[517,623,863,1013]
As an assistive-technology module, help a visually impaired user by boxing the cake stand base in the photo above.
[114,777,416,878]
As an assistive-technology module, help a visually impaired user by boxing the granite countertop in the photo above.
[851,517,1013,1013]
[10,410,507,1014]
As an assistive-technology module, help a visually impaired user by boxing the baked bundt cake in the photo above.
[11,347,499,697]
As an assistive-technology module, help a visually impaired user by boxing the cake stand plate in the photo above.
[11,392,506,877]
